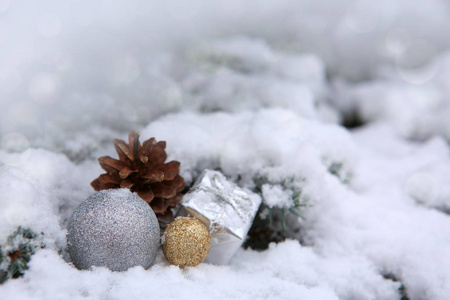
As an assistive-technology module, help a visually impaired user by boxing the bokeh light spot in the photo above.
[396,40,439,84]
[385,29,410,56]
[29,72,61,105]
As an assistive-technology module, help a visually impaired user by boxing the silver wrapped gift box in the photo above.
[177,170,261,265]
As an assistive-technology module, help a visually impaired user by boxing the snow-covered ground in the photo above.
[1,1,450,299]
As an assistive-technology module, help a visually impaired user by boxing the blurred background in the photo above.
[1,0,450,161]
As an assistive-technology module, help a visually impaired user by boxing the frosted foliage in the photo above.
[262,184,293,208]
[2,0,450,299]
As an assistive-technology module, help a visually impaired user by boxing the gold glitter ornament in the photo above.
[162,217,211,267]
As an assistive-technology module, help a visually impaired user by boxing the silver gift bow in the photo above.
[192,173,253,231]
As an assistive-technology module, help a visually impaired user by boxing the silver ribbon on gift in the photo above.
[177,169,261,265]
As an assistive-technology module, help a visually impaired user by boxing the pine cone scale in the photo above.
[171,175,186,192]
[113,141,127,162]
[151,180,176,198]
[120,180,134,189]
[98,174,120,184]
[136,189,155,203]
[150,198,170,213]
[128,131,141,158]
[141,138,156,153]
[139,155,148,164]
[114,139,134,161]
[119,166,137,179]
[98,156,127,172]
[147,143,167,166]
[157,161,180,180]
[92,178,118,190]
[91,178,101,190]
[166,194,182,207]
[157,209,173,221]
[141,169,165,182]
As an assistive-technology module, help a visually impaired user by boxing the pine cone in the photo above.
[91,131,185,221]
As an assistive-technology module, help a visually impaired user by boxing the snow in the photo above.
[1,0,450,299]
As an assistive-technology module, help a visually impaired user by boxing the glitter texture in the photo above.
[67,189,160,271]
[162,217,211,268]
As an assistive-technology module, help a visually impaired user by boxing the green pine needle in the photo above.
[0,226,45,284]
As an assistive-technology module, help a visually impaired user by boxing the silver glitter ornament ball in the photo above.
[67,189,160,271]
